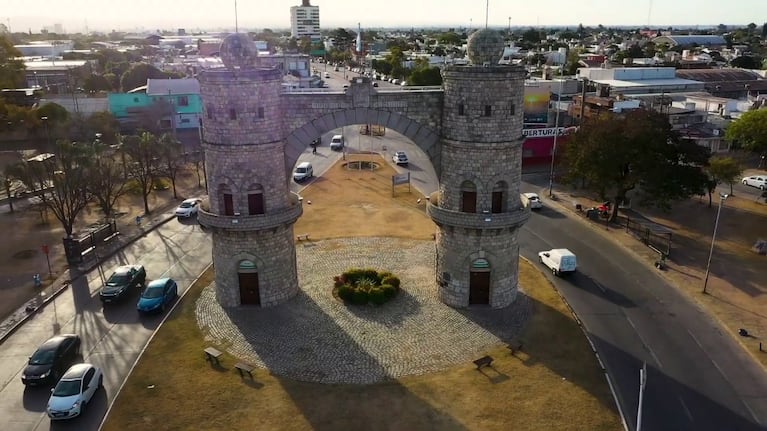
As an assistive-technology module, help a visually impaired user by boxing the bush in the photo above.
[333,268,400,306]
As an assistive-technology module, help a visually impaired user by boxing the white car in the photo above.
[175,198,201,218]
[742,175,767,190]
[46,363,103,420]
[538,248,577,276]
[523,193,543,209]
[392,151,409,166]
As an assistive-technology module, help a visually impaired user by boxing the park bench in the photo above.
[296,233,310,241]
[80,246,96,261]
[204,347,223,365]
[473,355,494,370]
[234,362,255,379]
[507,340,524,355]
[102,232,120,244]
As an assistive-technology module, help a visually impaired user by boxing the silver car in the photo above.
[47,363,103,420]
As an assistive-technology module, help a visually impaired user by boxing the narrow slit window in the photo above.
[229,108,237,120]
[509,103,515,115]
[258,107,265,119]
[484,105,492,117]
[458,103,465,116]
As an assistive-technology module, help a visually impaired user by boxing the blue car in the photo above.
[137,278,178,314]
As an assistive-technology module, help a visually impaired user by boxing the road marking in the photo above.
[593,280,607,294]
[626,315,663,368]
[687,329,704,349]
[742,398,761,426]
[678,396,694,422]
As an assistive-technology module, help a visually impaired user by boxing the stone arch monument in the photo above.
[198,29,529,309]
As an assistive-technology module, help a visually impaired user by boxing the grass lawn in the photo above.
[102,155,621,430]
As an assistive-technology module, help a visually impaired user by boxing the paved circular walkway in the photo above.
[196,237,532,384]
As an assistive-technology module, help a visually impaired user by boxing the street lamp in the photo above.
[548,77,564,197]
[702,193,728,294]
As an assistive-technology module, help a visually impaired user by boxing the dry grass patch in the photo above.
[103,261,620,431]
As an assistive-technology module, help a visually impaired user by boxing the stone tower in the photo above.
[197,34,303,307]
[428,29,530,308]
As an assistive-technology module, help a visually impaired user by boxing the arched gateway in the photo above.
[197,31,529,309]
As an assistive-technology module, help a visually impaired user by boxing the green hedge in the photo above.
[333,268,400,306]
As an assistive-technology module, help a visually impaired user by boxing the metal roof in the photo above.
[652,35,727,46]
[146,78,200,96]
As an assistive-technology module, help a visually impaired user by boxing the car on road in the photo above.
[523,192,543,209]
[137,278,178,314]
[330,134,345,151]
[742,174,767,190]
[22,334,81,386]
[392,151,409,166]
[46,363,103,420]
[324,72,330,78]
[538,248,577,276]
[175,198,201,218]
[99,264,146,303]
[293,162,314,182]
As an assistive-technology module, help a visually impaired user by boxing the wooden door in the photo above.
[461,191,477,213]
[223,193,234,216]
[248,193,264,215]
[469,271,490,305]
[238,272,260,305]
[491,191,503,213]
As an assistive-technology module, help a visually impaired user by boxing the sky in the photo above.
[4,0,767,34]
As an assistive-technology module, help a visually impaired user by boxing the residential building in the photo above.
[290,0,320,41]
[577,67,705,95]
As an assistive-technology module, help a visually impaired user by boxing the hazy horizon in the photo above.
[4,0,766,34]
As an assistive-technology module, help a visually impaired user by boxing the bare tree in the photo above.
[122,131,161,214]
[15,141,93,236]
[88,142,128,218]
[157,133,183,199]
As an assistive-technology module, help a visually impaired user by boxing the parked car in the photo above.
[175,198,201,218]
[523,193,543,209]
[538,248,577,276]
[392,151,409,166]
[22,334,81,386]
[330,134,345,151]
[46,363,103,420]
[742,175,767,190]
[99,264,146,303]
[137,278,178,314]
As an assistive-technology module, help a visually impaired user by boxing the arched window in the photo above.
[460,180,477,213]
[219,184,234,216]
[247,184,265,215]
[492,181,507,213]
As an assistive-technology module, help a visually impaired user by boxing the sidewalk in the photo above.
[0,175,205,345]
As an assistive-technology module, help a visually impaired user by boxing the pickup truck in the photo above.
[99,264,147,303]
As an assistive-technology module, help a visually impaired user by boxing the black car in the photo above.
[22,334,81,386]
[99,264,146,303]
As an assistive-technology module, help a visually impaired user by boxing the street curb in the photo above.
[97,262,213,431]
[0,212,178,347]
[522,255,630,431]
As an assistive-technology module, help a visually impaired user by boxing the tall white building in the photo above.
[290,0,320,40]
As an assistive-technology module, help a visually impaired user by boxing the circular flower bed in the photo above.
[333,268,401,306]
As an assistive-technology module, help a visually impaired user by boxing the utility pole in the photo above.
[579,78,588,124]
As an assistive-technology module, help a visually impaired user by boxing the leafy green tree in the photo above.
[83,74,112,93]
[731,56,761,69]
[119,63,165,92]
[37,102,69,124]
[521,28,542,43]
[330,28,356,52]
[725,109,767,154]
[563,110,711,220]
[407,65,442,86]
[0,35,25,89]
[707,156,742,198]
[15,141,93,236]
[385,47,406,79]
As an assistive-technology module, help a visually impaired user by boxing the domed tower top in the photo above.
[219,33,260,70]
[466,29,506,66]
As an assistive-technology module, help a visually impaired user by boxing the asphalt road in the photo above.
[520,175,767,431]
[0,217,211,431]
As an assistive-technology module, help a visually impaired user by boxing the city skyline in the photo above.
[4,0,767,34]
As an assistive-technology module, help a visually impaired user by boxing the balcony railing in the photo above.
[198,193,303,231]
[426,200,530,230]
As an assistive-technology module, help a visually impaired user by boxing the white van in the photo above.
[538,248,577,276]
[293,162,313,182]
[330,134,344,151]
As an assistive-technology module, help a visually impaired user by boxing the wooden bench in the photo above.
[507,340,524,355]
[80,246,96,261]
[204,347,223,365]
[234,362,255,379]
[296,233,310,241]
[473,355,494,370]
[102,232,120,244]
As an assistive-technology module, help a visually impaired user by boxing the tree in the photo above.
[85,112,120,146]
[330,28,356,52]
[563,110,711,220]
[83,74,112,93]
[0,35,25,89]
[436,32,462,45]
[408,65,442,86]
[122,131,162,214]
[731,56,761,69]
[725,108,767,154]
[88,141,128,218]
[521,28,542,44]
[15,141,93,236]
[119,63,165,92]
[707,156,742,199]
[156,133,183,199]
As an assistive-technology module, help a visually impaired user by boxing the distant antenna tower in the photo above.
[234,0,239,32]
[485,0,489,29]
[647,0,653,27]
